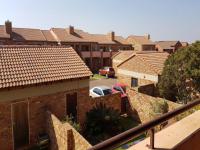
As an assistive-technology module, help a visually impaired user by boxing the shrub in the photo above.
[151,100,169,115]
[84,103,123,144]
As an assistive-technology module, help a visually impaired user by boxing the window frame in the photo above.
[131,77,138,88]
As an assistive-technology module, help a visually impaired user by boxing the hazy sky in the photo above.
[0,0,200,43]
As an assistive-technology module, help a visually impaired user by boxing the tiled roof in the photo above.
[88,34,130,45]
[127,35,154,45]
[50,28,89,43]
[41,30,57,42]
[0,46,92,89]
[0,23,130,45]
[115,36,130,45]
[155,41,179,50]
[75,30,130,45]
[118,51,169,74]
[136,52,169,74]
[112,50,135,62]
[12,27,46,41]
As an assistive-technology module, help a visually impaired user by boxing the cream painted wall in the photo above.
[118,69,158,82]
[0,79,89,102]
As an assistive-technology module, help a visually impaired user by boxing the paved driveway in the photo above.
[90,78,117,89]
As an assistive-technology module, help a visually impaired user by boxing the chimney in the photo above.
[5,20,12,34]
[68,26,74,34]
[107,31,115,41]
[145,34,150,40]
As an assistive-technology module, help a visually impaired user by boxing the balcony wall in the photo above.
[129,110,200,150]
[92,51,101,57]
[81,51,119,58]
[81,51,91,58]
[102,52,111,58]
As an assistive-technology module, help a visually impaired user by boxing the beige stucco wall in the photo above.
[0,79,89,102]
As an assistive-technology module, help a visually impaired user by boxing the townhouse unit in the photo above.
[126,34,156,51]
[155,41,182,54]
[0,21,133,72]
[116,51,169,96]
[0,45,92,149]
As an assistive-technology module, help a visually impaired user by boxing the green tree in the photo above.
[158,41,200,103]
[84,103,122,144]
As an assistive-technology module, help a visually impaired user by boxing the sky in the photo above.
[0,0,200,43]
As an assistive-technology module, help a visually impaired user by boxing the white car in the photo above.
[90,86,112,97]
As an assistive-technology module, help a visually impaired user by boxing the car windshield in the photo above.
[114,86,124,94]
[103,89,112,95]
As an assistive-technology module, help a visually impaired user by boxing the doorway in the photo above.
[66,93,77,121]
[12,101,29,149]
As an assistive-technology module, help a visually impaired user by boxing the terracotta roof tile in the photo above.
[12,27,46,41]
[112,50,135,62]
[118,51,169,74]
[0,46,92,89]
[155,41,179,50]
[41,30,57,42]
[127,35,155,45]
[0,23,130,45]
[50,28,89,42]
[83,34,130,45]
[136,52,169,74]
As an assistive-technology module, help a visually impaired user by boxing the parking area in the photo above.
[90,78,117,89]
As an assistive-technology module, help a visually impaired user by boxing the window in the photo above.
[131,78,138,87]
[93,88,103,96]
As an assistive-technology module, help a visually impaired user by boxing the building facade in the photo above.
[126,34,156,51]
[116,51,169,96]
[0,46,92,149]
[155,41,183,54]
[0,21,133,72]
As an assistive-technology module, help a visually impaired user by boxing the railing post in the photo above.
[149,128,155,149]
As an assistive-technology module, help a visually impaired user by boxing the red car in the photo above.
[112,83,127,98]
[99,67,115,77]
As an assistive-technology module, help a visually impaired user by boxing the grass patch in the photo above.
[90,74,107,80]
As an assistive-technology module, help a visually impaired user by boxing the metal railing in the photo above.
[88,99,200,150]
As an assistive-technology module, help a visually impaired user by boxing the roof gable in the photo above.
[118,51,169,75]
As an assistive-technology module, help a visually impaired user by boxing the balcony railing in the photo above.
[88,99,200,150]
